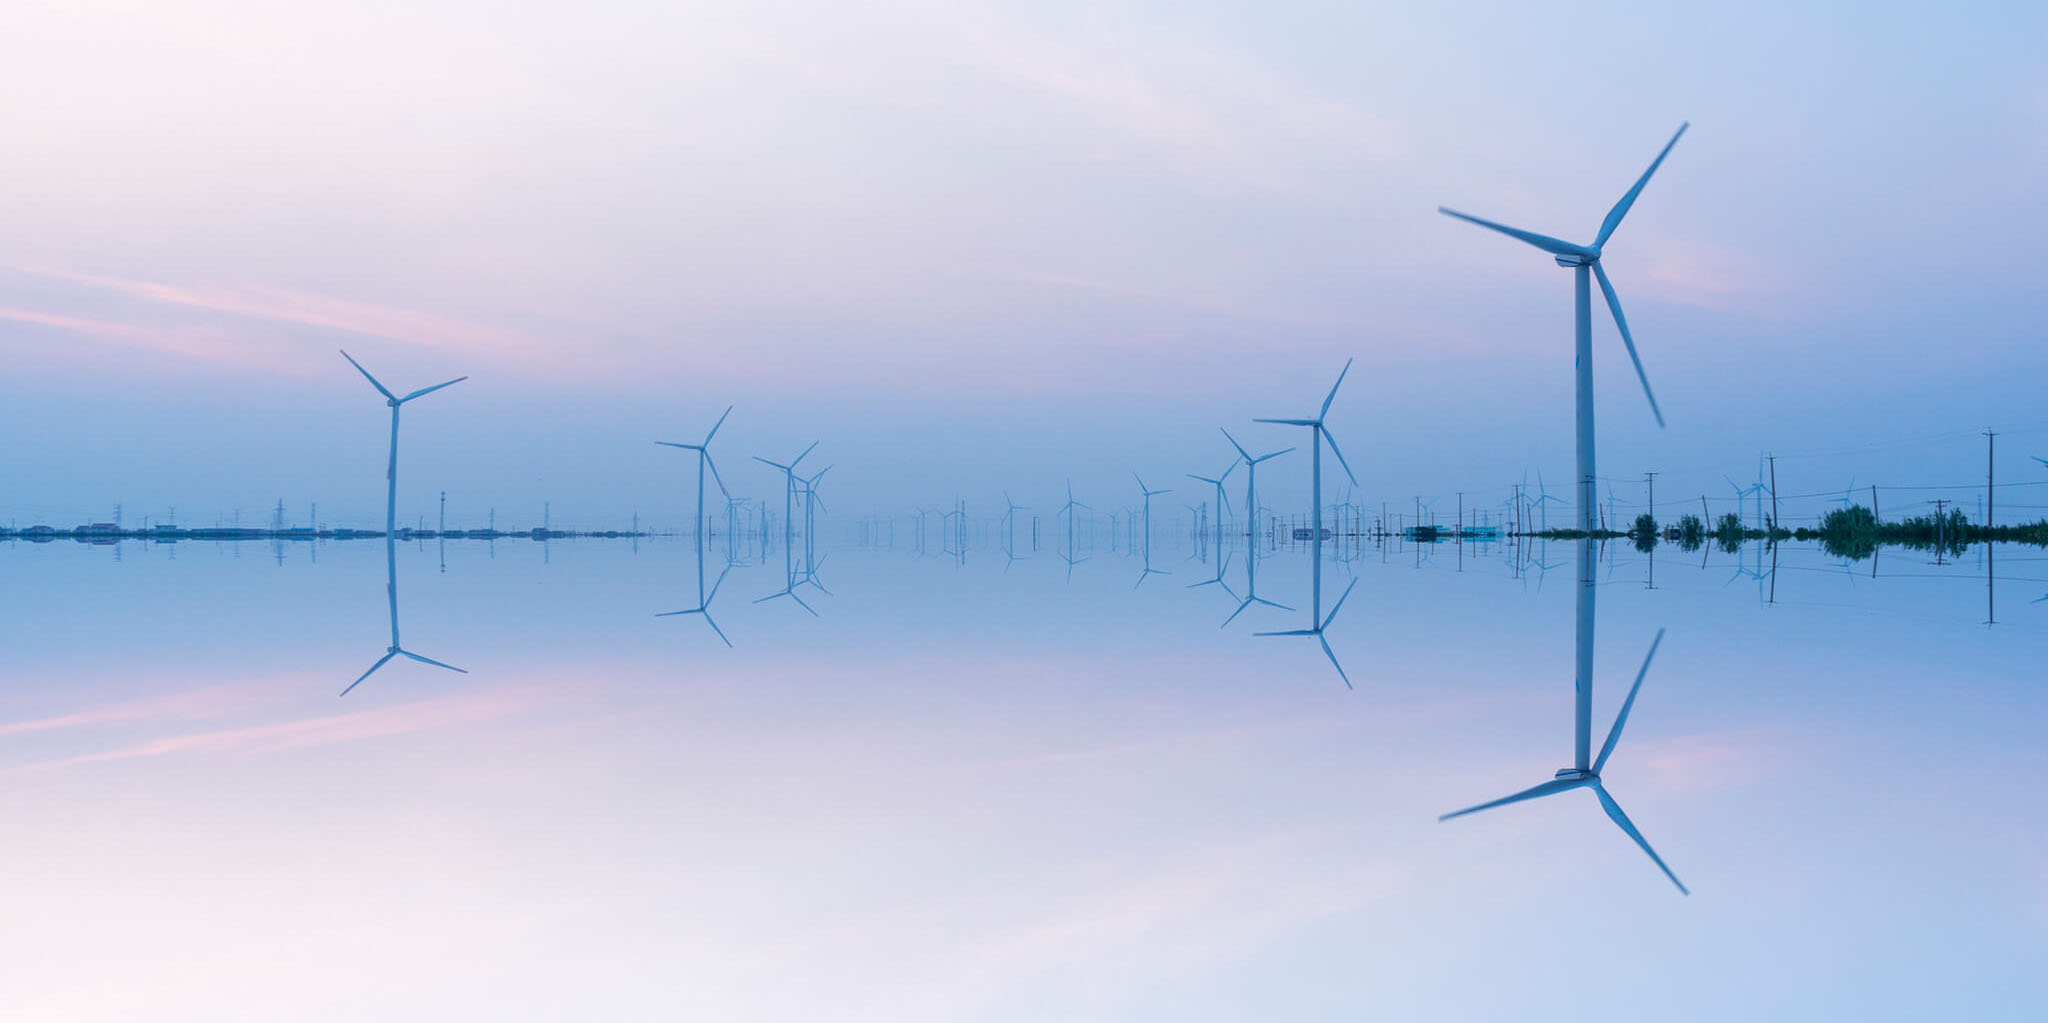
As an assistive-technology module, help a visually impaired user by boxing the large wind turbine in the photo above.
[1441,123,1687,530]
[338,350,467,695]
[1256,359,1359,624]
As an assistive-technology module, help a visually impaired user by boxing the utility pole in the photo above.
[1871,485,1879,522]
[1933,499,1949,563]
[1767,455,1779,534]
[1986,429,1997,626]
[439,491,447,534]
[1985,430,1996,531]
[1644,471,1657,523]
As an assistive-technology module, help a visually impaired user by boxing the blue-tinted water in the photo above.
[2,531,2043,1019]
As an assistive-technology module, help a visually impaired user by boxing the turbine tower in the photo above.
[1441,124,1686,530]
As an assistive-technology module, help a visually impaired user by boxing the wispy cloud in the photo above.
[5,687,552,774]
[5,265,553,367]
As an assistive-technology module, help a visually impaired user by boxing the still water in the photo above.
[3,530,2043,1020]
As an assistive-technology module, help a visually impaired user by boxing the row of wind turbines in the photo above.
[334,123,1695,892]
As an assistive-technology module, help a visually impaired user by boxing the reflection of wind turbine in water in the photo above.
[338,350,468,696]
[1442,123,1684,530]
[1132,473,1171,587]
[1440,539,1685,893]
[658,562,733,646]
[1255,578,1358,689]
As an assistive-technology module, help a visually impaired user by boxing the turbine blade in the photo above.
[753,456,788,470]
[705,453,729,498]
[1438,207,1591,258]
[790,441,819,469]
[1321,578,1358,629]
[400,376,468,402]
[1438,777,1582,821]
[1322,428,1359,486]
[1593,784,1689,894]
[1593,262,1665,428]
[1594,122,1689,248]
[1253,418,1318,426]
[1318,634,1352,690]
[656,441,696,449]
[340,350,396,401]
[340,652,397,696]
[1595,627,1666,774]
[1220,427,1251,460]
[398,649,468,673]
[1254,629,1315,636]
[1321,357,1353,418]
[1256,447,1296,463]
[703,613,732,647]
[704,405,732,445]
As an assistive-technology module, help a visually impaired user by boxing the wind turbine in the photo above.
[1440,535,1685,894]
[1188,459,1238,558]
[752,442,817,548]
[1002,491,1029,559]
[1220,429,1293,541]
[1256,358,1359,625]
[1058,481,1092,573]
[1133,473,1171,587]
[1256,578,1358,689]
[658,406,732,597]
[1441,123,1686,529]
[338,350,467,696]
[1528,471,1565,533]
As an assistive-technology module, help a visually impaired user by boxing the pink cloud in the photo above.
[8,265,553,365]
[6,687,554,774]
[0,303,310,374]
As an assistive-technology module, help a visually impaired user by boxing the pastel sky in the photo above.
[4,1,2046,523]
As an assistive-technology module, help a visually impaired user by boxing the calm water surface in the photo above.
[3,532,2043,1020]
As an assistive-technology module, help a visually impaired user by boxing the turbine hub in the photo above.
[1553,249,1599,268]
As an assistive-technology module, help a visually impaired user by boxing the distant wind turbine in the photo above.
[1442,123,1687,530]
[1133,473,1171,587]
[1220,428,1293,540]
[1256,358,1359,624]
